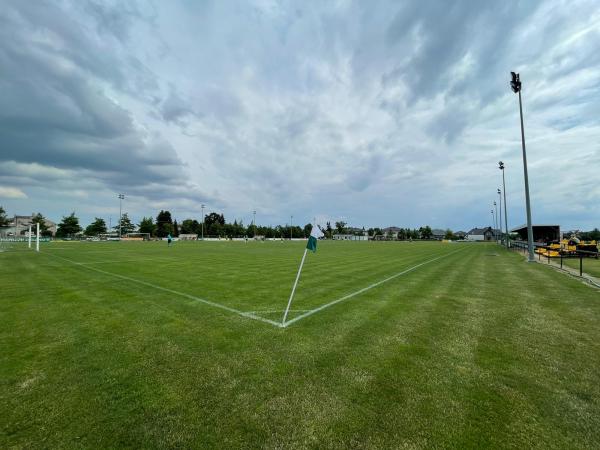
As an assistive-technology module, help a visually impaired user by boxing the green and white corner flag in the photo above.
[306,224,324,252]
[282,223,323,325]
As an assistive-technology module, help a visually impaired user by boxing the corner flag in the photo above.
[282,223,323,325]
[306,224,324,252]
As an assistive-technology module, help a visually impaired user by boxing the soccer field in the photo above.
[2,241,600,448]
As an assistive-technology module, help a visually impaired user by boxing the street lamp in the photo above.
[118,194,125,239]
[201,204,205,240]
[499,161,509,248]
[510,72,535,262]
[253,210,256,238]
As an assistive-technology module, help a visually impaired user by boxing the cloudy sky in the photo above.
[1,0,599,231]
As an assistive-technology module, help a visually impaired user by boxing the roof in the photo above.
[431,229,446,235]
[467,227,493,235]
[510,224,560,232]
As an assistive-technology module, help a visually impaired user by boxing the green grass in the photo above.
[2,240,600,448]
[560,255,600,279]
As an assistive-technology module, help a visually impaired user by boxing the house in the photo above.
[466,227,495,241]
[431,229,446,240]
[454,231,467,239]
[0,215,57,237]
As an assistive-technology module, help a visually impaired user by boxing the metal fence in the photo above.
[510,240,599,278]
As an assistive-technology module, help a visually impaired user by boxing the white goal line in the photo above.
[40,246,466,329]
[282,247,467,327]
[42,251,285,328]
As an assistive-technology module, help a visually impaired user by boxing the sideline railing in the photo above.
[510,240,599,277]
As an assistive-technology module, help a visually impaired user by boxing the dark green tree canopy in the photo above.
[114,213,135,235]
[156,210,173,238]
[138,217,156,236]
[85,217,107,236]
[56,212,82,237]
[0,206,8,227]
[31,212,52,236]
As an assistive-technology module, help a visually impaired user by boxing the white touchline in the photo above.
[42,252,284,328]
[282,247,467,327]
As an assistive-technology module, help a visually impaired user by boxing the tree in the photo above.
[419,226,433,239]
[85,217,107,236]
[0,206,8,227]
[335,221,347,234]
[156,210,173,237]
[114,213,135,235]
[444,229,454,240]
[31,212,52,237]
[303,223,312,238]
[56,212,82,238]
[180,219,200,235]
[173,220,179,237]
[326,221,333,239]
[204,212,225,236]
[138,217,156,236]
[398,228,407,240]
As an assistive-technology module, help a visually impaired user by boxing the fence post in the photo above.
[560,253,563,269]
[547,247,550,264]
[580,255,582,277]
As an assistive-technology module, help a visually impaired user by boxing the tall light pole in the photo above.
[490,209,495,241]
[201,204,205,240]
[499,161,509,248]
[511,72,534,262]
[497,188,503,245]
[290,215,293,240]
[253,210,256,238]
[493,201,499,242]
[118,194,125,239]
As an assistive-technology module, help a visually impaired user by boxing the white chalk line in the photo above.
[42,251,284,328]
[283,247,467,327]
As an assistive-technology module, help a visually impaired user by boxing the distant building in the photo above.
[454,231,467,239]
[0,215,56,237]
[466,227,494,241]
[333,234,368,241]
[431,229,446,240]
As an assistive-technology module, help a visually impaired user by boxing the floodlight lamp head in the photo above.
[510,72,521,93]
[498,188,501,194]
[499,161,504,169]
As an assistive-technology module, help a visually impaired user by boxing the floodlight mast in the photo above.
[253,210,256,238]
[497,188,503,245]
[118,194,125,239]
[493,201,498,242]
[290,215,293,240]
[201,204,205,240]
[499,161,509,249]
[510,72,534,262]
[491,209,495,241]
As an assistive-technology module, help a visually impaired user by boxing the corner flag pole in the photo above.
[282,248,308,325]
[36,223,40,252]
[28,225,31,248]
